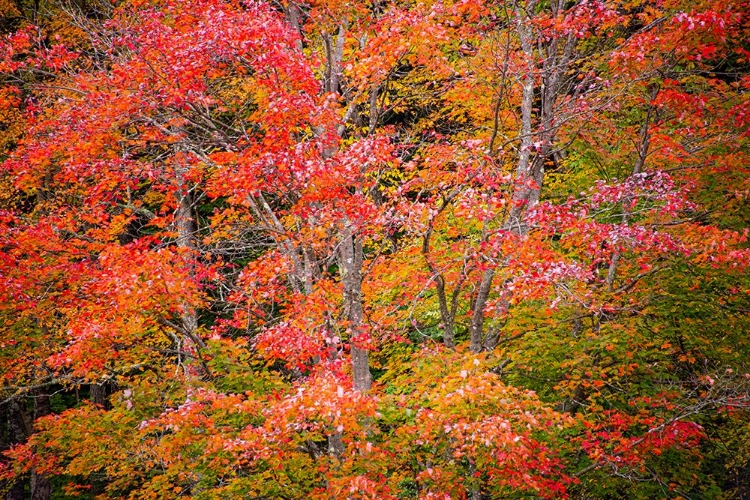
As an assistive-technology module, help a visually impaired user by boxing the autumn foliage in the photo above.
[0,0,749,498]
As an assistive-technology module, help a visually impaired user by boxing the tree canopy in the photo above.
[0,0,749,498]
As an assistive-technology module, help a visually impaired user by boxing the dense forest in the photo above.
[0,0,749,498]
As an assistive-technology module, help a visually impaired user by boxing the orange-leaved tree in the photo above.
[0,0,749,498]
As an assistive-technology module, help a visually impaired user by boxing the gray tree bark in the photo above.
[338,224,372,392]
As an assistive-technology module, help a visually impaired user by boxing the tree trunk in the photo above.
[320,18,372,390]
[469,268,495,353]
[468,2,539,352]
[170,165,212,382]
[90,383,110,409]
[471,0,577,352]
[338,224,372,392]
[5,401,27,500]
[30,391,50,500]
[175,172,199,339]
[606,85,658,290]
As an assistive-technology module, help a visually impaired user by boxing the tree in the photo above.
[0,0,748,498]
